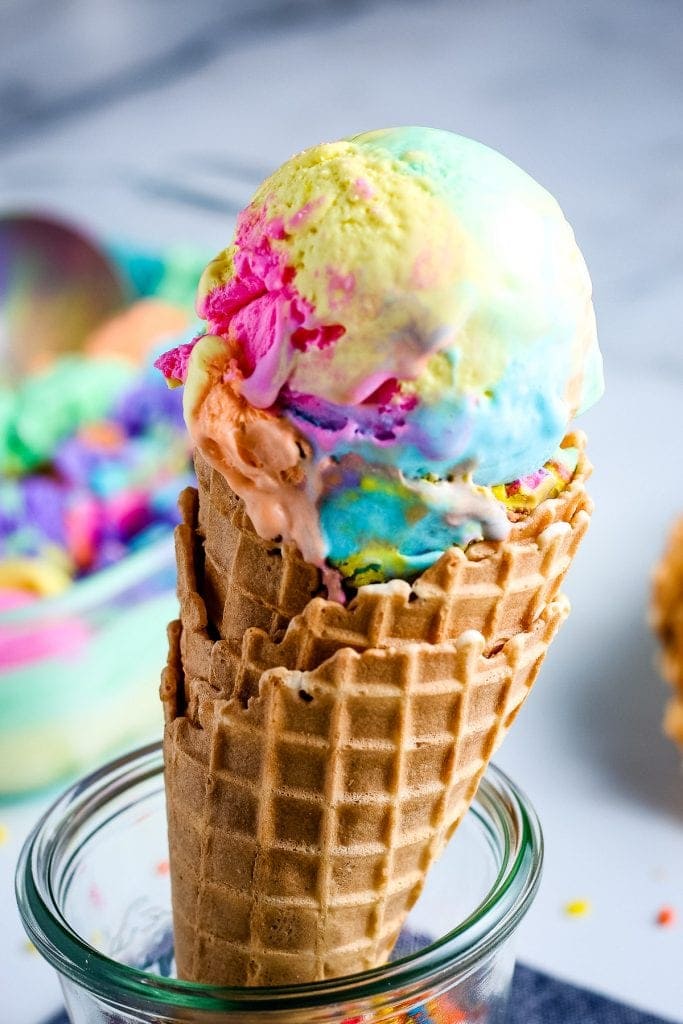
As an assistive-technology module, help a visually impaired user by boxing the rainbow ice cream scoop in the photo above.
[157,127,603,596]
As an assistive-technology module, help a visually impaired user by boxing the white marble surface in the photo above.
[1,1,683,1021]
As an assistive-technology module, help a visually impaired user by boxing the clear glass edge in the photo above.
[16,741,543,1014]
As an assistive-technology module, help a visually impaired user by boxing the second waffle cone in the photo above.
[651,516,683,746]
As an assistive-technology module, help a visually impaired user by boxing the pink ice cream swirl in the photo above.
[198,205,345,409]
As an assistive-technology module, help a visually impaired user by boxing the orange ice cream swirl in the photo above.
[185,335,344,601]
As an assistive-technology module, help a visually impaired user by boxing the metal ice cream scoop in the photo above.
[0,213,126,379]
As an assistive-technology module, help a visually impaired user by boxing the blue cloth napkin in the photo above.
[507,965,673,1024]
[42,965,675,1024]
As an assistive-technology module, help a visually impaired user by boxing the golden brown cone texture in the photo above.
[651,516,683,745]
[162,433,593,986]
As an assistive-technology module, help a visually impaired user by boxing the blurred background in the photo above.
[1,1,682,1021]
[3,0,682,388]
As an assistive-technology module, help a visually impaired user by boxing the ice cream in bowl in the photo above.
[0,234,206,794]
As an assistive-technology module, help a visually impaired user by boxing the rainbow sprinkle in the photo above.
[564,898,592,918]
[655,905,676,928]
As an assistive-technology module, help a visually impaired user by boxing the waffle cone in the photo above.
[162,435,593,986]
[651,516,683,746]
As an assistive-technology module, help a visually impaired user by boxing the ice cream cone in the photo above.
[161,436,592,985]
[155,127,602,989]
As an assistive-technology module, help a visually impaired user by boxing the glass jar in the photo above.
[16,743,542,1023]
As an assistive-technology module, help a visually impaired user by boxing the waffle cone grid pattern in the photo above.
[165,601,566,985]
[651,516,683,746]
[162,441,592,983]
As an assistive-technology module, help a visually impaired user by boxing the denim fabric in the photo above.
[508,965,673,1024]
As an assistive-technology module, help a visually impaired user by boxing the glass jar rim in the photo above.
[16,742,543,1015]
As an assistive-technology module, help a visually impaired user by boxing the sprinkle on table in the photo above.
[655,905,676,928]
[564,898,592,918]
[154,858,170,876]
[0,823,9,846]
[22,940,37,956]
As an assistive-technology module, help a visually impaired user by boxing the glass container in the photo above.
[17,743,542,1022]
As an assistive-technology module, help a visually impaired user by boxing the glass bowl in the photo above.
[17,743,543,1023]
[0,537,175,795]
